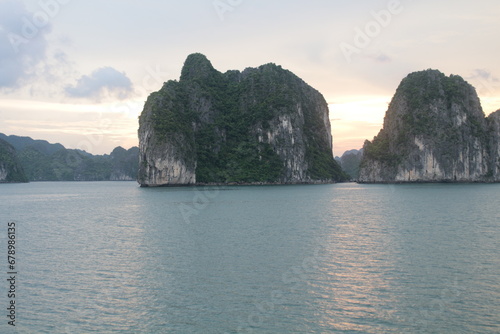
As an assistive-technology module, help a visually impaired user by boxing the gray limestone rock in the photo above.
[359,69,499,183]
[138,53,347,186]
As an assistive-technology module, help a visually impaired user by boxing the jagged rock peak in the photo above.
[180,53,217,81]
[394,69,481,111]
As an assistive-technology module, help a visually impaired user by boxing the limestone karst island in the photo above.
[138,54,500,186]
[138,53,348,186]
[359,69,500,183]
[2,55,499,185]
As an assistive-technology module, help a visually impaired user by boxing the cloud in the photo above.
[0,0,51,89]
[470,69,498,82]
[467,69,500,97]
[65,67,134,101]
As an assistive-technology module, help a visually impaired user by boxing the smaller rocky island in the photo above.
[335,149,363,180]
[0,133,139,182]
[359,69,500,183]
[138,53,347,186]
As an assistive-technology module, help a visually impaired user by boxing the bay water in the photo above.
[0,182,499,333]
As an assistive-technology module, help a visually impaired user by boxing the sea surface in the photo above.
[0,181,499,333]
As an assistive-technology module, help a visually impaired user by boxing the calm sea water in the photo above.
[0,182,499,333]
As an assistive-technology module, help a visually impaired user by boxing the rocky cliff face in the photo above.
[138,53,346,186]
[359,69,499,183]
[488,110,500,181]
[0,139,28,183]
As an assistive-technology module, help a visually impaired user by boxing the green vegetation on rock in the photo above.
[359,69,500,183]
[139,53,347,185]
[0,133,138,181]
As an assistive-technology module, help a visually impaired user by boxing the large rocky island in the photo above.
[138,53,347,186]
[359,69,500,183]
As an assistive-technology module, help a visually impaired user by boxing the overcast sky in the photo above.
[1,0,499,155]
